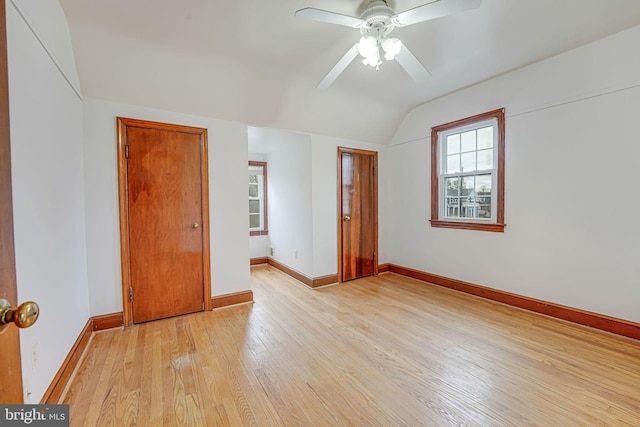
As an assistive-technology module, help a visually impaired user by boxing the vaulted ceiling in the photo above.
[59,0,640,144]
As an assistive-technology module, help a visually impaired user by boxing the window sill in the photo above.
[250,230,269,237]
[430,220,505,233]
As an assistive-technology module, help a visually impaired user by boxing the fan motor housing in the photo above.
[360,0,395,35]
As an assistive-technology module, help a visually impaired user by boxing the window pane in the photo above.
[475,174,492,194]
[461,152,476,172]
[477,126,493,149]
[461,201,478,218]
[478,197,491,219]
[477,149,493,171]
[447,154,460,173]
[249,183,259,197]
[248,163,267,232]
[445,177,460,196]
[476,174,492,219]
[461,175,477,219]
[447,134,460,154]
[461,130,476,152]
[446,197,460,217]
[461,176,475,198]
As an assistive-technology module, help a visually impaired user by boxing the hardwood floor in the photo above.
[62,266,640,426]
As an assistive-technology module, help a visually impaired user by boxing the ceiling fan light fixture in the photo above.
[357,36,378,57]
[381,37,402,60]
[361,50,381,67]
[358,36,382,68]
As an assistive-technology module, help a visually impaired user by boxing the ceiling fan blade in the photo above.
[393,0,482,27]
[295,8,364,28]
[317,43,360,90]
[395,42,431,83]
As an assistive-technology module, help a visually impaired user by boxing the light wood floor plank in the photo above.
[63,266,640,426]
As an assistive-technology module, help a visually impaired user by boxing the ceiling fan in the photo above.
[295,0,482,89]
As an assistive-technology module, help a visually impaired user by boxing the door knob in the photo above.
[191,222,199,229]
[0,299,39,333]
[344,215,351,221]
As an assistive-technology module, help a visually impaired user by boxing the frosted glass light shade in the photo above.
[358,36,381,67]
[358,36,378,57]
[362,50,381,67]
[381,37,402,60]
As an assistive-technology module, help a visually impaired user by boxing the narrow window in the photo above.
[430,109,505,232]
[249,161,268,236]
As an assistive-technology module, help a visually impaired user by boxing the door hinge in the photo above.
[372,166,376,176]
[129,286,133,302]
[125,144,129,159]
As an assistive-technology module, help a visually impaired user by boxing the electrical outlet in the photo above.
[294,250,298,259]
[270,247,274,256]
[31,340,38,368]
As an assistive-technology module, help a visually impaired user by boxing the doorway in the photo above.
[117,118,212,325]
[338,147,378,282]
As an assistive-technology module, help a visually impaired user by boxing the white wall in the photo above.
[83,98,250,316]
[387,24,640,323]
[249,235,269,259]
[262,130,314,276]
[8,0,81,96]
[6,0,89,402]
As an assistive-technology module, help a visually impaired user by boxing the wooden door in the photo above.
[0,0,24,403]
[118,118,211,325]
[339,147,378,282]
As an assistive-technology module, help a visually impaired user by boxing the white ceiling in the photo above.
[59,0,640,144]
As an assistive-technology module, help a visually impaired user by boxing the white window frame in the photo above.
[438,118,498,222]
[249,162,268,235]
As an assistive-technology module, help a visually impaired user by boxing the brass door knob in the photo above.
[0,299,39,332]
[191,222,199,229]
[344,215,351,221]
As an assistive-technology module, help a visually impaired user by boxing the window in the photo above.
[249,161,268,236]
[430,108,505,232]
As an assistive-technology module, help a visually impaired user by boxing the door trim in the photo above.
[337,147,378,283]
[116,117,212,326]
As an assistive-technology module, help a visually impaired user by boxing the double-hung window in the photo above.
[249,161,268,236]
[430,108,505,232]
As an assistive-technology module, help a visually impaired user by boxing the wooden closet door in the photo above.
[339,148,378,282]
[119,118,211,324]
